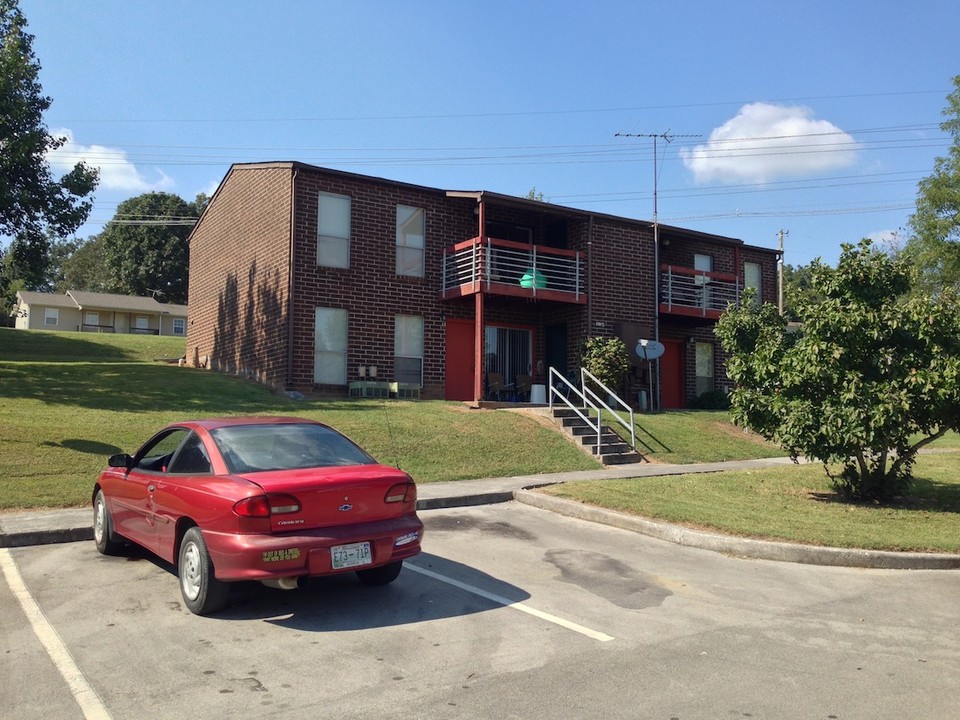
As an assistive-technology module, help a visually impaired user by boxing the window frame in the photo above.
[314,307,348,385]
[44,308,59,326]
[395,204,425,277]
[317,192,352,269]
[394,314,424,386]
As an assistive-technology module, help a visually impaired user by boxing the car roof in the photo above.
[171,417,323,431]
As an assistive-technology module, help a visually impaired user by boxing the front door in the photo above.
[445,320,475,401]
[660,339,686,409]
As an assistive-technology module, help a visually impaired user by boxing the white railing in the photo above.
[442,236,584,300]
[547,366,636,454]
[660,265,740,315]
[579,367,636,452]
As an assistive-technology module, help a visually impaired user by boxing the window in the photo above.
[695,342,715,396]
[44,308,59,326]
[173,318,186,335]
[134,428,190,473]
[135,315,149,330]
[314,307,348,385]
[317,192,351,268]
[396,205,425,277]
[85,311,99,328]
[744,262,762,305]
[484,326,531,395]
[168,432,211,474]
[394,315,424,386]
[694,254,713,273]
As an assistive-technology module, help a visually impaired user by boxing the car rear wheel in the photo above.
[178,527,229,615]
[356,560,403,586]
[93,490,123,555]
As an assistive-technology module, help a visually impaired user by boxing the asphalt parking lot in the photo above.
[3,502,959,720]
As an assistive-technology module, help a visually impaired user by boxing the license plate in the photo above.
[331,541,372,570]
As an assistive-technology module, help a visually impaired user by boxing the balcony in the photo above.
[441,236,586,304]
[659,264,740,319]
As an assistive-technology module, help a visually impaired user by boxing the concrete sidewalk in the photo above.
[2,456,958,569]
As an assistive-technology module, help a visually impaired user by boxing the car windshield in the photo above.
[209,423,376,474]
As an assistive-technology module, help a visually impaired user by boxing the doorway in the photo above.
[444,320,475,401]
[660,339,686,409]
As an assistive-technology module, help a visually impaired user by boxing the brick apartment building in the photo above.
[186,162,779,408]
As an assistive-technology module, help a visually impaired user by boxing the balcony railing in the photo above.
[659,264,740,318]
[441,236,586,304]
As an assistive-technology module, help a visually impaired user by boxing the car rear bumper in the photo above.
[202,514,424,581]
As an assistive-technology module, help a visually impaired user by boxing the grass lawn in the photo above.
[542,454,960,553]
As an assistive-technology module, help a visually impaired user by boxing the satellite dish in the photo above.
[635,339,665,361]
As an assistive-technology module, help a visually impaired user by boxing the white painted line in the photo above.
[406,562,614,643]
[0,548,113,720]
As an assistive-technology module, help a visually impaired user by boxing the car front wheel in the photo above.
[178,527,229,615]
[93,490,123,555]
[356,560,403,586]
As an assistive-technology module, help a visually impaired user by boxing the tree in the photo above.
[906,75,960,293]
[716,240,960,501]
[56,234,111,292]
[0,0,98,305]
[100,192,200,304]
[580,337,631,395]
[781,262,820,321]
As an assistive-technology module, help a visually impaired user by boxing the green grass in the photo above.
[0,329,600,510]
[542,454,960,553]
[617,409,786,464]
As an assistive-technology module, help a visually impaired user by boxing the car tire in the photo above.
[178,527,229,615]
[356,560,403,586]
[93,490,123,555]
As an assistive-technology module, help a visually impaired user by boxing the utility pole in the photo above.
[615,130,700,411]
[777,229,788,315]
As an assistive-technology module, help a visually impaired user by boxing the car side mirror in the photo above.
[108,453,133,470]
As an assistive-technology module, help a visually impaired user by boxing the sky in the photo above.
[16,0,960,267]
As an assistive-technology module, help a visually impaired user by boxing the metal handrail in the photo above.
[548,367,602,452]
[579,368,636,452]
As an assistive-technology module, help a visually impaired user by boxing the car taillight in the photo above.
[233,494,301,517]
[384,482,416,504]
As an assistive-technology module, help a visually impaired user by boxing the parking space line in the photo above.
[406,562,615,643]
[0,549,114,720]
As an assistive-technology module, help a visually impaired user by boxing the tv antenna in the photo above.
[146,288,165,299]
[615,130,700,412]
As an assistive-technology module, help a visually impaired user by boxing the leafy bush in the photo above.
[689,389,731,410]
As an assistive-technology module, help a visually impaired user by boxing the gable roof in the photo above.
[15,291,188,316]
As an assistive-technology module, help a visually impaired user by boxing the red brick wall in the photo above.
[186,164,293,388]
[287,169,473,396]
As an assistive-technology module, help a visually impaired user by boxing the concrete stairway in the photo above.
[551,408,645,465]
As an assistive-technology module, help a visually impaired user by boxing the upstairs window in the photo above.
[744,262,762,305]
[317,192,351,269]
[396,205,425,277]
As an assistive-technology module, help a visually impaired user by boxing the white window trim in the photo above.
[44,308,59,326]
[317,192,351,269]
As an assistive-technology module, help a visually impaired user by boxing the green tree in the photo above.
[100,192,199,304]
[716,240,960,501]
[580,337,631,395]
[0,0,98,307]
[781,262,820,321]
[56,234,111,292]
[906,75,960,293]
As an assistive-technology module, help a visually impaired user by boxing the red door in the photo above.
[445,320,475,401]
[660,339,685,409]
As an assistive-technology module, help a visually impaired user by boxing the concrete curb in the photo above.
[514,489,960,570]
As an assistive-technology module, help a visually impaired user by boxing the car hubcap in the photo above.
[181,541,202,601]
[94,500,104,542]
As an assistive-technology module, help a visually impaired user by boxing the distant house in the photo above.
[12,291,188,337]
[187,162,779,407]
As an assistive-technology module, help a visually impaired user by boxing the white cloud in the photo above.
[46,128,175,193]
[681,103,859,184]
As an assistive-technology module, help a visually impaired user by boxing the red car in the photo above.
[92,417,423,615]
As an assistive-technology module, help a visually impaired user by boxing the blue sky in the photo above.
[19,0,960,266]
